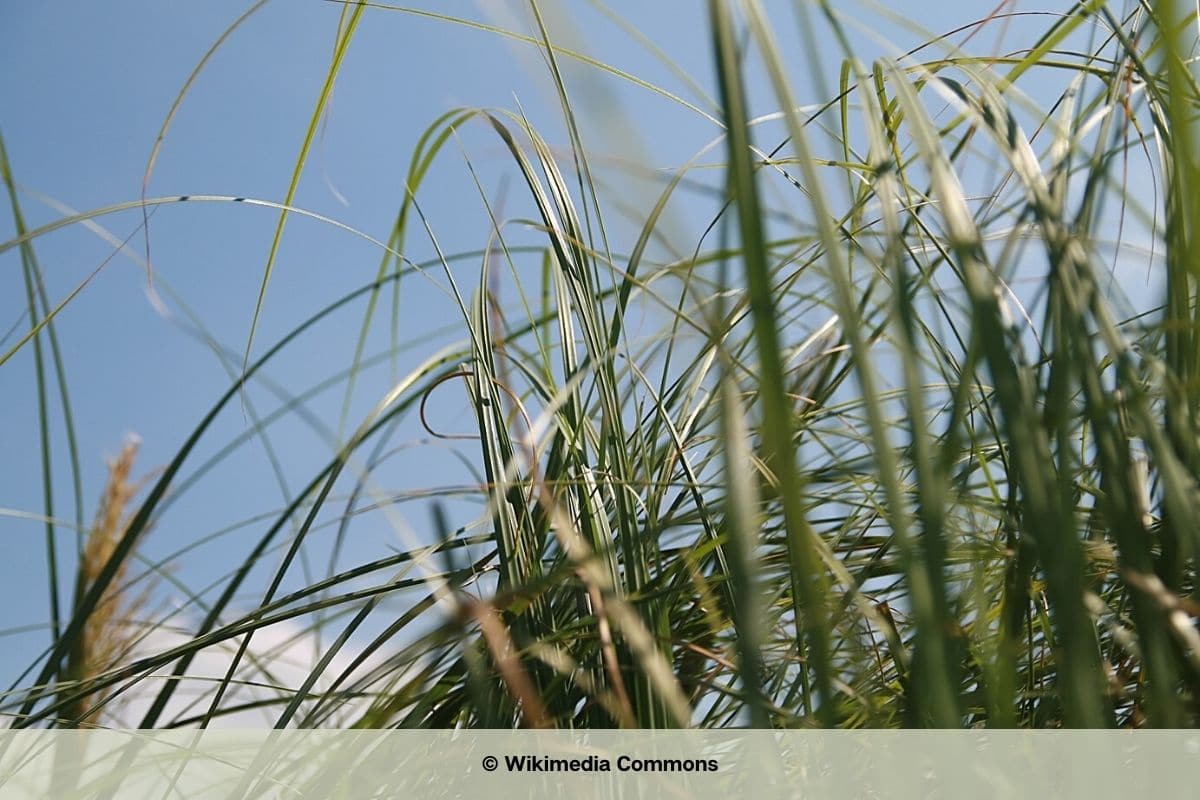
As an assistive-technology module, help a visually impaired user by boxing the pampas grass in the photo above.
[4,0,1200,729]
[59,437,152,727]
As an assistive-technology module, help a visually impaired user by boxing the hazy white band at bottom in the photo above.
[1,730,1195,799]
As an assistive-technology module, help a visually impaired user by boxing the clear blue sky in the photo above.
[0,1,1066,705]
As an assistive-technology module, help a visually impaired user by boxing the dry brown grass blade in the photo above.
[584,582,635,726]
[468,599,551,729]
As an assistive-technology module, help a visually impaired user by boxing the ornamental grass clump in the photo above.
[3,0,1200,729]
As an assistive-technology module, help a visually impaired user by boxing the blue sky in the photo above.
[2,0,1133,718]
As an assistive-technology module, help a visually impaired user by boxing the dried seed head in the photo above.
[61,435,154,726]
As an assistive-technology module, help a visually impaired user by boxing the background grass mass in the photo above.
[3,0,1200,729]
